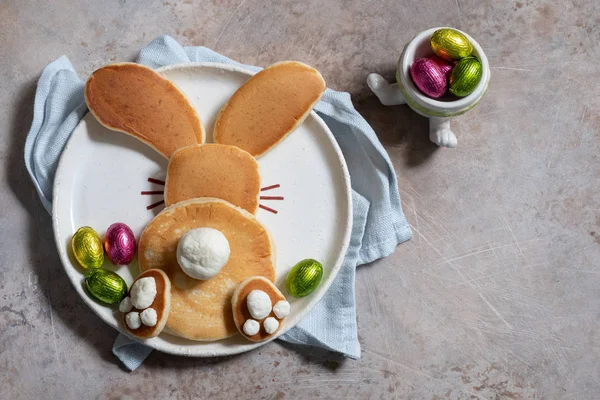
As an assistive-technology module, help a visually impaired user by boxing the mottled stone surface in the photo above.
[2,0,599,398]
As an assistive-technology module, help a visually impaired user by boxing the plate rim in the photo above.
[52,61,353,357]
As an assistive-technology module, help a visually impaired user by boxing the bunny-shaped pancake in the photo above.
[84,60,325,341]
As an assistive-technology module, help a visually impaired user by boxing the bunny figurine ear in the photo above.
[85,63,205,158]
[214,61,326,158]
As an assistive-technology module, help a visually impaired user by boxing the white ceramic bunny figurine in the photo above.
[367,74,458,147]
[367,27,490,148]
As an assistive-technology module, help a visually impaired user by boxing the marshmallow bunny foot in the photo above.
[367,73,407,106]
[429,117,457,148]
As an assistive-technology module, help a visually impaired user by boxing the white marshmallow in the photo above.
[263,317,279,334]
[273,300,290,319]
[247,290,272,319]
[130,277,157,309]
[119,296,133,313]
[140,308,158,327]
[177,228,231,280]
[242,319,260,336]
[125,312,141,330]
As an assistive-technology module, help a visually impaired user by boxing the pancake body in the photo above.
[165,144,260,214]
[231,276,286,342]
[214,61,326,157]
[122,269,171,339]
[138,198,275,341]
[85,62,205,158]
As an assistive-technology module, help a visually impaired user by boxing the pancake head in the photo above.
[164,144,260,214]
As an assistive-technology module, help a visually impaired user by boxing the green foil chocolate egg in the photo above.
[449,56,483,97]
[286,259,323,298]
[430,28,473,61]
[72,226,104,269]
[85,269,127,305]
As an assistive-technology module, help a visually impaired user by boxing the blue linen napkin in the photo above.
[25,35,412,371]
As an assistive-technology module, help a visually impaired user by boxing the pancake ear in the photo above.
[85,62,205,158]
[213,61,325,158]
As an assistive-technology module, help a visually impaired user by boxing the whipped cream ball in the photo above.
[263,317,279,334]
[243,319,260,336]
[177,228,231,280]
[125,312,141,330]
[273,300,291,319]
[130,277,157,309]
[119,296,133,313]
[247,289,272,319]
[140,308,158,327]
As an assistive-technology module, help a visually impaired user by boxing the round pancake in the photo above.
[214,61,326,158]
[85,62,205,158]
[138,198,275,341]
[164,144,260,214]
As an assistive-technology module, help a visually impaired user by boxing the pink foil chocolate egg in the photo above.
[410,58,447,98]
[104,223,136,265]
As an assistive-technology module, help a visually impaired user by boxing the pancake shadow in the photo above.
[351,65,439,167]
[7,78,119,365]
[142,339,345,371]
[276,340,347,370]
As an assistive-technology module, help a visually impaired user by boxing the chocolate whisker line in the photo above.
[147,178,165,185]
[260,196,284,200]
[146,200,165,210]
[143,180,280,212]
[260,184,280,191]
[259,204,278,214]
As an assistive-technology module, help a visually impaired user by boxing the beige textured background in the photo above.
[2,0,599,398]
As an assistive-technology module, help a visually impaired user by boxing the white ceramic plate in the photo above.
[52,62,352,357]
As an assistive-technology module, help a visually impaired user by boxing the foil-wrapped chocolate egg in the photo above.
[72,226,104,269]
[104,223,137,265]
[430,28,473,61]
[85,268,127,305]
[410,58,447,99]
[286,259,323,298]
[449,56,483,97]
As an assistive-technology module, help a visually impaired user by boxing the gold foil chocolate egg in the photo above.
[286,259,323,298]
[449,56,483,97]
[72,226,104,269]
[430,28,473,61]
[85,268,127,305]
